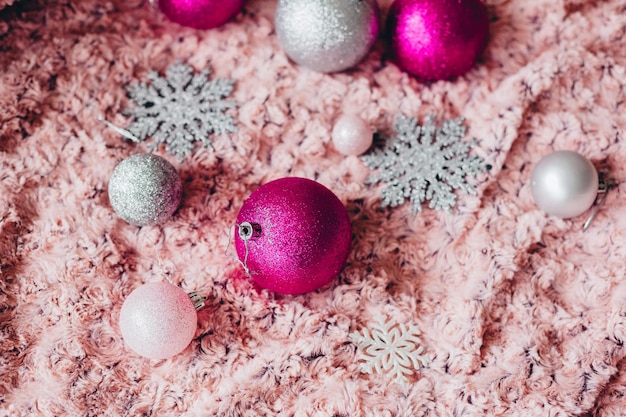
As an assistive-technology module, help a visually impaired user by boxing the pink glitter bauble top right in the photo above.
[387,0,489,81]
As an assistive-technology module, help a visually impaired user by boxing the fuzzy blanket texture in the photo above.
[0,1,16,12]
[2,0,626,416]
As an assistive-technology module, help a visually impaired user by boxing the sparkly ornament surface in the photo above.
[332,114,373,156]
[350,315,431,385]
[108,153,182,226]
[531,150,599,219]
[275,0,379,73]
[234,177,352,295]
[125,63,237,160]
[387,0,489,80]
[119,282,197,360]
[361,114,485,213]
[158,0,245,30]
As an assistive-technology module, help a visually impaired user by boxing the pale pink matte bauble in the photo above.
[158,0,245,30]
[332,114,373,156]
[234,177,352,295]
[119,282,197,360]
[387,0,489,80]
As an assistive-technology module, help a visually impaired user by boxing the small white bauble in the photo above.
[332,114,373,156]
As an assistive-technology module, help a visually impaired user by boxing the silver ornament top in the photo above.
[108,153,183,226]
[275,0,379,73]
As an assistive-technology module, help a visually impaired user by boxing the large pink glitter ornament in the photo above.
[387,0,489,81]
[158,0,245,30]
[119,282,198,360]
[234,177,352,295]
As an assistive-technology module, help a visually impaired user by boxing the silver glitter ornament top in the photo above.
[361,115,486,213]
[108,154,183,226]
[275,0,379,73]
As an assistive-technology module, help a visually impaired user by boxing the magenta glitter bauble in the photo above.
[234,177,352,295]
[387,0,489,81]
[119,282,197,360]
[158,0,245,30]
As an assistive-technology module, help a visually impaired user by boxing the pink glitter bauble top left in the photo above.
[158,0,245,30]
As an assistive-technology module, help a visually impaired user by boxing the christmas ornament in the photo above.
[275,0,379,73]
[332,114,373,156]
[530,150,600,219]
[387,0,489,80]
[119,282,205,359]
[350,315,431,385]
[125,63,237,160]
[234,177,352,295]
[361,114,486,213]
[157,0,245,30]
[108,153,182,226]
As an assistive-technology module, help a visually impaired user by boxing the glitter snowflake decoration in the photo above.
[361,114,486,213]
[124,63,237,159]
[350,315,431,385]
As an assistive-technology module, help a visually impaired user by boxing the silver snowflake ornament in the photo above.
[361,114,486,213]
[124,63,237,159]
[350,315,431,385]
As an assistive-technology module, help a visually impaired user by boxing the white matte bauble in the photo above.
[275,0,379,73]
[530,150,598,218]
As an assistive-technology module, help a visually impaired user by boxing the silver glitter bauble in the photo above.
[275,0,379,73]
[531,150,598,219]
[108,154,183,226]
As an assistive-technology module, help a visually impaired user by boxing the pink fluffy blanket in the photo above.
[2,0,626,415]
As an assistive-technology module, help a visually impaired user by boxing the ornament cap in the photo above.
[238,222,262,240]
[235,222,263,276]
[582,175,618,231]
[188,291,207,311]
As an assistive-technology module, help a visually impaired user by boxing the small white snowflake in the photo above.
[124,63,237,159]
[361,114,486,213]
[350,315,431,385]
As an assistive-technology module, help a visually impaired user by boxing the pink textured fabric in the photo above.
[2,0,626,416]
[0,0,17,11]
